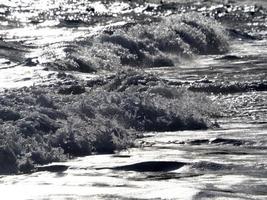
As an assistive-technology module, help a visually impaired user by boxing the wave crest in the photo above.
[45,12,229,72]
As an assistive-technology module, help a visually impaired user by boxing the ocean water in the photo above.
[0,0,267,199]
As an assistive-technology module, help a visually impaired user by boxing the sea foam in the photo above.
[45,12,229,72]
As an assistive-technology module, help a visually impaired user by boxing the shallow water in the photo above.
[1,120,266,199]
[0,0,267,199]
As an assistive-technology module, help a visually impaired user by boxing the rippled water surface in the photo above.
[0,0,267,199]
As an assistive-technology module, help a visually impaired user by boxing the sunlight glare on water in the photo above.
[0,0,267,199]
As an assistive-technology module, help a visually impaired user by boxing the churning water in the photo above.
[0,0,266,199]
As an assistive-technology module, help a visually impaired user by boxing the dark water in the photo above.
[0,0,267,199]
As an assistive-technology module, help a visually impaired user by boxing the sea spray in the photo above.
[0,70,218,174]
[44,12,229,72]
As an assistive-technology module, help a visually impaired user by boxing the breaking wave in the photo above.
[0,70,218,174]
[44,12,229,72]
